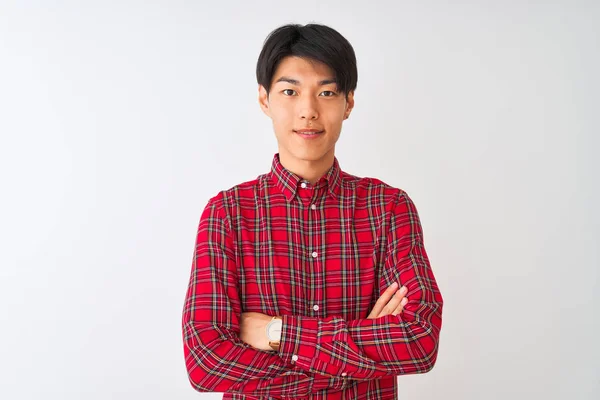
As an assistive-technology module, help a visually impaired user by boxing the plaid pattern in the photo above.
[182,153,444,399]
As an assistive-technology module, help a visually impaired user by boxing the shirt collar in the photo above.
[269,153,342,202]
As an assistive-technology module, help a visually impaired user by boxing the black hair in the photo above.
[256,23,357,100]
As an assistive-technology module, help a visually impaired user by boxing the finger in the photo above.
[378,287,406,317]
[392,297,409,316]
[378,286,408,318]
[368,282,398,318]
[379,295,401,317]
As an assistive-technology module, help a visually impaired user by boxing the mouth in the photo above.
[294,130,324,138]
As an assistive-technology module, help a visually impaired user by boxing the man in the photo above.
[182,23,443,399]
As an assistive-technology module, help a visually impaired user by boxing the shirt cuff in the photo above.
[279,315,354,379]
[278,315,319,367]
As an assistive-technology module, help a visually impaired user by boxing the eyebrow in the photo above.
[274,76,337,86]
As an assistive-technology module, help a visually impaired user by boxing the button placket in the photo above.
[306,185,324,319]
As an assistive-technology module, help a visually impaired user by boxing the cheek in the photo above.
[270,105,293,123]
[324,104,346,120]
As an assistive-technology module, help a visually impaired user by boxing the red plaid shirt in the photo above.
[182,153,443,399]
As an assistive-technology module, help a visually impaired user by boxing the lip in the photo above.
[295,129,324,134]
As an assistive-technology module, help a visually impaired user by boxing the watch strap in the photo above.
[268,340,280,351]
[267,316,282,351]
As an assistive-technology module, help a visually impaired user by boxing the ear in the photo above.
[258,84,271,117]
[344,91,355,120]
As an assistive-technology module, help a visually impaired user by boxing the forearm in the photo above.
[183,319,349,397]
[278,308,441,380]
[277,271,443,381]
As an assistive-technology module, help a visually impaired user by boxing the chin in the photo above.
[293,150,328,162]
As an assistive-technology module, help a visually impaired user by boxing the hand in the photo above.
[367,282,408,319]
[239,311,273,351]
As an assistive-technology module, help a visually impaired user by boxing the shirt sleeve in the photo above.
[277,190,444,380]
[181,194,349,397]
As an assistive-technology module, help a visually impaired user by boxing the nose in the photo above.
[298,96,319,121]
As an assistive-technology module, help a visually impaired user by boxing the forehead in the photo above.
[272,56,335,83]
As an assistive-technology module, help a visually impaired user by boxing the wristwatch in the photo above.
[266,316,282,351]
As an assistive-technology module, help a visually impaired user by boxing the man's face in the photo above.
[258,56,354,164]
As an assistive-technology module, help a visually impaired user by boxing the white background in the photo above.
[1,1,598,399]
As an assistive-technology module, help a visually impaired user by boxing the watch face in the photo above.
[268,320,282,340]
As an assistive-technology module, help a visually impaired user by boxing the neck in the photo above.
[278,150,335,185]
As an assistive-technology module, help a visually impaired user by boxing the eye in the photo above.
[320,91,336,97]
[282,89,297,96]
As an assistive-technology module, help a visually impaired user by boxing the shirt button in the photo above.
[311,251,318,258]
[341,372,347,377]
[300,182,307,189]
[313,304,319,311]
[311,204,317,210]
[291,355,299,362]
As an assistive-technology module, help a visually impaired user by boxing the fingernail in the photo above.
[402,298,408,304]
[391,282,398,289]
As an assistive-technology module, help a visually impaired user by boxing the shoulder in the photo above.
[340,170,410,205]
[204,174,266,209]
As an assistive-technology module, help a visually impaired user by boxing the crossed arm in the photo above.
[238,282,409,352]
[181,191,444,398]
